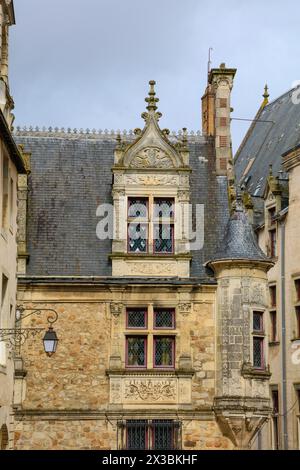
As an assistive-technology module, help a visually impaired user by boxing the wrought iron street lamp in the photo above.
[0,306,59,356]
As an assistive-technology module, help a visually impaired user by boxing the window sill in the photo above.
[110,253,192,260]
[106,369,194,377]
[291,337,300,343]
[241,362,271,380]
[269,341,280,347]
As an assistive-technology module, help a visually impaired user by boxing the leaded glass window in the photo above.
[253,311,263,332]
[127,308,147,329]
[154,309,175,329]
[152,420,175,450]
[128,198,148,219]
[154,337,174,368]
[253,337,264,368]
[154,198,174,219]
[126,420,147,450]
[126,337,146,368]
[128,223,148,253]
[154,224,174,253]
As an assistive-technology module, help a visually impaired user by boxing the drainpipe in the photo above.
[280,218,288,449]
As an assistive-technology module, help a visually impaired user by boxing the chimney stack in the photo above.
[202,63,236,175]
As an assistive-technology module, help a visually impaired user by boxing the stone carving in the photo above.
[179,175,189,186]
[128,263,174,276]
[124,380,176,402]
[250,284,266,306]
[129,147,174,169]
[178,303,191,316]
[110,303,123,316]
[114,173,124,185]
[125,175,177,186]
[178,190,190,201]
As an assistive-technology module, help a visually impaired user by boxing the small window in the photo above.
[128,223,148,253]
[126,308,147,329]
[9,177,14,228]
[1,154,9,229]
[154,337,175,368]
[269,230,277,257]
[220,98,227,108]
[126,337,147,368]
[128,198,148,219]
[268,207,276,226]
[271,389,280,450]
[126,420,147,450]
[295,279,300,302]
[153,198,174,219]
[154,224,174,254]
[253,337,264,369]
[270,311,277,343]
[154,308,175,329]
[269,285,277,308]
[296,307,300,339]
[253,311,264,332]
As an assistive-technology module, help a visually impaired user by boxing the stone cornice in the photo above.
[282,144,300,172]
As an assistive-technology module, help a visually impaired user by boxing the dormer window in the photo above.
[127,197,175,255]
[127,198,149,253]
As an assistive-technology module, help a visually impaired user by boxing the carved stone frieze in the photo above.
[124,379,176,402]
[178,303,191,316]
[125,174,178,186]
[110,303,123,317]
[129,147,174,169]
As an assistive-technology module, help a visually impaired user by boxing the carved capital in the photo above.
[110,303,123,317]
[178,303,191,316]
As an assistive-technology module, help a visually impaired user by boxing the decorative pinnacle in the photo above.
[262,84,269,108]
[145,80,159,112]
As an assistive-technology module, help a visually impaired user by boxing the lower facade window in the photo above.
[271,389,280,450]
[119,420,181,450]
[253,337,264,369]
[126,337,146,368]
[154,336,175,368]
[253,311,265,369]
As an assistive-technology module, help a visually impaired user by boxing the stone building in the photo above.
[235,85,300,449]
[11,64,276,451]
[0,0,27,451]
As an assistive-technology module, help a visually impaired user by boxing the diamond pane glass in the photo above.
[154,309,174,328]
[128,198,148,218]
[253,337,263,368]
[154,224,174,253]
[127,309,147,328]
[127,337,146,367]
[253,312,263,331]
[152,421,174,450]
[126,420,147,450]
[154,199,174,218]
[128,224,148,252]
[154,337,174,367]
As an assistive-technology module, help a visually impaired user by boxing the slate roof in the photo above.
[14,132,230,279]
[235,85,300,197]
[207,202,269,264]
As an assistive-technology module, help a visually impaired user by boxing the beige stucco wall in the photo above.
[0,139,19,449]
[256,163,300,450]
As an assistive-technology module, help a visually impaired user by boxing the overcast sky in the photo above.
[10,0,300,150]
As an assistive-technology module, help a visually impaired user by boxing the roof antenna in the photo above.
[208,47,213,79]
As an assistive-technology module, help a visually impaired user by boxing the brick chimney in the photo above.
[202,63,236,175]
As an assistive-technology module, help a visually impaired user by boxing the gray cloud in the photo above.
[10,0,300,150]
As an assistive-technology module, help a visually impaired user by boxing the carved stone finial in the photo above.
[142,80,162,123]
[262,84,269,108]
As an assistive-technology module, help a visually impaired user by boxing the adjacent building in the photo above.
[235,84,300,449]
[0,0,26,451]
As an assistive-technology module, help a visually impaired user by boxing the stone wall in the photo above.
[13,281,233,449]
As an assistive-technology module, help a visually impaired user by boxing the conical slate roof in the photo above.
[208,202,270,263]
